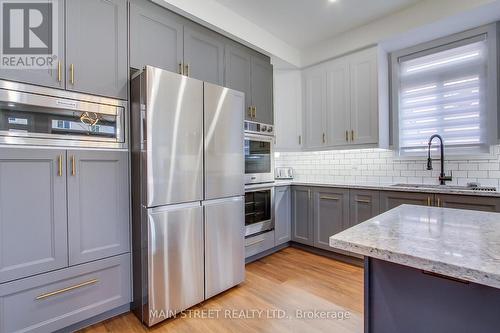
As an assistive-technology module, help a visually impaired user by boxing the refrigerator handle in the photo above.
[140,104,147,147]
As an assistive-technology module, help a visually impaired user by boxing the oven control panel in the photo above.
[244,121,274,136]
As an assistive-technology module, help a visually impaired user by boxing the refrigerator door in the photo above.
[147,202,204,326]
[204,82,245,200]
[204,197,245,299]
[145,66,203,207]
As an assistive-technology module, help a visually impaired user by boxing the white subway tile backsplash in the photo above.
[276,147,500,188]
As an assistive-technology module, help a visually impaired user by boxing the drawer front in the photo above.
[0,254,131,333]
[245,231,275,258]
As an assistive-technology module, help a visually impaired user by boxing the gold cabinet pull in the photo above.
[184,63,190,76]
[427,197,431,206]
[355,199,371,204]
[322,133,326,144]
[252,106,257,119]
[437,197,441,207]
[308,189,311,200]
[35,279,99,300]
[70,64,75,85]
[57,61,62,82]
[320,195,340,201]
[178,63,183,75]
[298,135,302,145]
[71,156,76,176]
[345,130,349,142]
[247,106,253,118]
[58,155,63,177]
[351,130,354,141]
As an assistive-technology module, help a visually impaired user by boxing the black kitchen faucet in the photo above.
[427,134,453,185]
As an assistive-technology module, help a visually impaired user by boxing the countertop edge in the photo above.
[329,237,500,290]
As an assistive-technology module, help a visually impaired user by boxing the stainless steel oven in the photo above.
[245,133,274,184]
[245,186,274,237]
[0,80,127,149]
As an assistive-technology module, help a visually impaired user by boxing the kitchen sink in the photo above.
[391,184,497,192]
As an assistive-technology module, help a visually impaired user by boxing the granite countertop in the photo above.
[271,180,500,197]
[329,205,500,289]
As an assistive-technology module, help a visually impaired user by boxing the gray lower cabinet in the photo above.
[274,186,291,245]
[0,253,130,333]
[129,0,184,73]
[0,0,65,89]
[224,44,252,117]
[67,150,129,266]
[0,149,68,284]
[250,56,274,125]
[312,187,349,251]
[379,191,431,212]
[349,189,380,228]
[184,24,225,85]
[65,0,128,99]
[245,230,275,259]
[291,186,313,246]
[435,194,500,212]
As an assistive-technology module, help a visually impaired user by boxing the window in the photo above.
[391,25,498,156]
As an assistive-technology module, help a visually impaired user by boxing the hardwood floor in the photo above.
[79,247,364,333]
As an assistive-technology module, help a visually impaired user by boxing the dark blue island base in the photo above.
[365,258,500,333]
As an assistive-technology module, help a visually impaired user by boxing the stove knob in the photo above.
[261,125,267,132]
[268,126,273,133]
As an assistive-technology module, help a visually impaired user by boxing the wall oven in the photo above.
[0,80,127,149]
[244,133,274,184]
[245,186,274,237]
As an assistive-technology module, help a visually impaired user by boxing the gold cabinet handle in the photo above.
[71,156,76,176]
[179,62,183,75]
[437,197,441,207]
[355,199,371,203]
[57,61,62,82]
[58,155,63,177]
[247,106,253,118]
[184,63,190,76]
[252,106,257,119]
[35,279,99,300]
[308,189,311,200]
[322,133,326,144]
[320,195,340,201]
[351,130,354,141]
[427,197,431,206]
[70,64,75,85]
[345,130,349,142]
[298,135,302,145]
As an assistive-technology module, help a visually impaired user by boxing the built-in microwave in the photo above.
[245,133,274,184]
[0,80,127,149]
[245,186,274,237]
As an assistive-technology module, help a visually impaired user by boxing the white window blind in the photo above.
[397,36,490,156]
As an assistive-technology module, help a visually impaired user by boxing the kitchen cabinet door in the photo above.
[0,0,65,89]
[67,150,129,265]
[251,56,274,125]
[274,70,303,151]
[349,189,380,228]
[224,44,252,118]
[325,58,350,146]
[65,0,127,99]
[129,0,184,73]
[291,186,313,246]
[0,148,67,283]
[303,67,327,149]
[184,24,225,85]
[349,47,378,145]
[435,194,500,212]
[312,187,349,251]
[379,191,431,212]
[274,186,291,245]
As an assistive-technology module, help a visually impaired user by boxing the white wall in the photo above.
[153,0,301,67]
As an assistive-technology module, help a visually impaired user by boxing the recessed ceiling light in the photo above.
[328,0,338,2]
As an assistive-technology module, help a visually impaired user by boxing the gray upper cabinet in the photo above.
[251,56,274,125]
[0,0,65,89]
[224,44,252,118]
[65,0,128,99]
[380,191,431,212]
[291,186,313,246]
[274,186,291,246]
[435,194,500,212]
[184,24,225,85]
[67,150,129,266]
[312,187,349,251]
[0,149,67,283]
[129,0,184,73]
[349,189,380,228]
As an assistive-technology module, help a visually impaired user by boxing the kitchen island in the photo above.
[330,204,500,333]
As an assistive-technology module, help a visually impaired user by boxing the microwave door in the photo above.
[144,66,203,207]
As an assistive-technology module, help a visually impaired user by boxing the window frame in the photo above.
[389,23,498,158]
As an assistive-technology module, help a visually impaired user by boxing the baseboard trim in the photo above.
[245,242,290,264]
[54,303,130,333]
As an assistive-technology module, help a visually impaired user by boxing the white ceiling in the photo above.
[212,0,423,49]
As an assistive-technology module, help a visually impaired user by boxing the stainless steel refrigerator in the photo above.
[130,66,245,327]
